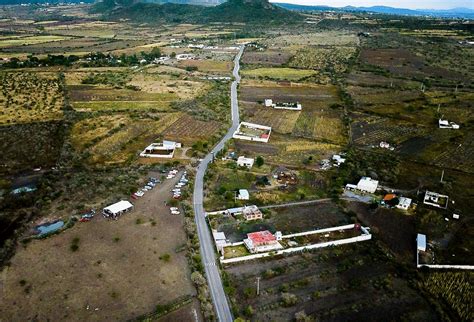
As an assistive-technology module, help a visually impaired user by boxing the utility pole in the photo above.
[437,103,440,113]
[256,277,260,296]
[440,170,444,183]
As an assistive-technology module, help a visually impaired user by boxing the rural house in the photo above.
[264,99,302,111]
[140,140,181,158]
[237,156,254,168]
[242,205,263,221]
[396,197,412,210]
[244,230,283,253]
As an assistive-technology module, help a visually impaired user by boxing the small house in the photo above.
[242,205,263,221]
[244,230,283,253]
[396,197,412,210]
[140,140,181,158]
[237,156,254,168]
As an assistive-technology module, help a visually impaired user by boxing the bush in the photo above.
[70,237,80,252]
[159,253,171,262]
[281,292,298,306]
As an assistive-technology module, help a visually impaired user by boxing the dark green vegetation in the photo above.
[95,0,304,24]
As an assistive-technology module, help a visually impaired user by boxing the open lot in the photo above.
[0,171,196,321]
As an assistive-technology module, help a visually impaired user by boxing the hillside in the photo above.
[94,0,303,24]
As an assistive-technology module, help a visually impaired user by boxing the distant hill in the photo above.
[143,0,224,6]
[94,0,303,24]
[274,3,474,19]
[0,0,94,4]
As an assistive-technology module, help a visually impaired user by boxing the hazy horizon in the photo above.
[270,0,474,10]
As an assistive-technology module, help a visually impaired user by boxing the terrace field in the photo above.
[241,68,317,81]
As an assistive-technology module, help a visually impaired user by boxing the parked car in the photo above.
[147,182,156,187]
[173,194,181,199]
[142,186,151,191]
[145,185,153,189]
[170,207,179,211]
[171,210,180,215]
[135,190,145,197]
[131,194,138,200]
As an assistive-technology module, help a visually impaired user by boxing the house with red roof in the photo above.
[244,230,283,253]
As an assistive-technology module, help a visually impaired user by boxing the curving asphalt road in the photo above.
[192,46,244,322]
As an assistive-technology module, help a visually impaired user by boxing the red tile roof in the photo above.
[247,230,276,244]
[383,194,397,201]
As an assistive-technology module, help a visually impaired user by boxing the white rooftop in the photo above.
[104,200,133,215]
[417,233,427,252]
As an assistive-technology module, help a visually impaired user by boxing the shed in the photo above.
[237,189,250,200]
[417,234,427,252]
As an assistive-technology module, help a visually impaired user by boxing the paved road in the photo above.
[192,46,244,322]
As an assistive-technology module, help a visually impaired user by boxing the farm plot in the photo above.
[161,114,222,144]
[72,113,182,164]
[359,48,464,81]
[346,71,420,89]
[0,35,72,48]
[289,46,357,74]
[225,242,438,321]
[346,85,433,124]
[0,72,65,124]
[68,85,177,111]
[241,68,316,81]
[351,114,427,147]
[265,31,358,47]
[243,106,300,134]
[242,49,293,66]
[177,59,232,73]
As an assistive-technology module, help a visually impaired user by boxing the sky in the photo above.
[270,0,474,10]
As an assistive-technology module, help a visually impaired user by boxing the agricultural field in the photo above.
[289,46,357,75]
[240,82,347,145]
[241,67,317,81]
[241,49,293,66]
[226,242,439,321]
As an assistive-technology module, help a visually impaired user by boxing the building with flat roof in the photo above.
[140,140,181,158]
[397,197,412,210]
[242,205,262,221]
[357,177,379,193]
[237,189,250,200]
[103,200,134,220]
[237,156,254,168]
[417,233,427,252]
[244,230,283,253]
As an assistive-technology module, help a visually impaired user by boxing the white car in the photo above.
[166,175,175,179]
[170,207,178,211]
[171,188,181,193]
[134,190,145,197]
[171,210,180,215]
[142,186,151,191]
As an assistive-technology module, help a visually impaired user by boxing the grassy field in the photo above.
[0,72,65,124]
[241,68,317,81]
[0,35,72,48]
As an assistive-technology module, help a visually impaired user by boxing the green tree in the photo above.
[255,156,264,167]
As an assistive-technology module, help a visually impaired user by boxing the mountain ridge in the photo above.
[274,3,474,19]
[94,0,304,24]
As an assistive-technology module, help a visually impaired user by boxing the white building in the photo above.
[439,119,460,129]
[213,231,227,253]
[332,154,346,166]
[176,53,196,60]
[140,140,181,158]
[396,197,412,210]
[103,200,134,220]
[356,177,379,193]
[237,156,254,168]
[237,189,250,200]
[264,99,302,111]
[233,122,272,143]
[424,191,449,209]
[417,233,427,252]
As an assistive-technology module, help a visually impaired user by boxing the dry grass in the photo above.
[0,72,64,124]
[0,175,195,321]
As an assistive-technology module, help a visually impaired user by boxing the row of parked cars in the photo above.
[169,170,189,215]
[131,177,161,200]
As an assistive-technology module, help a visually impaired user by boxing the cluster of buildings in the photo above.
[381,193,413,211]
[321,154,346,170]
